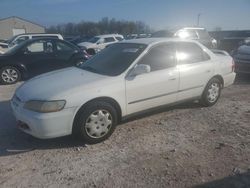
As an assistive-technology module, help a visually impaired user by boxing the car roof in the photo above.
[121,37,197,46]
[14,33,62,36]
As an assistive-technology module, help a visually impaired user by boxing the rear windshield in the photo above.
[79,43,147,76]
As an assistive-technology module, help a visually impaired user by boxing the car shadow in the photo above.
[121,100,201,123]
[193,171,250,188]
[0,100,86,157]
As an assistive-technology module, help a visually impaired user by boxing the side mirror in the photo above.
[130,64,151,76]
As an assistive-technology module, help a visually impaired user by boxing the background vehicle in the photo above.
[66,36,92,45]
[11,38,235,144]
[1,33,64,48]
[77,34,124,55]
[210,30,250,52]
[0,38,88,84]
[151,30,173,38]
[174,27,217,49]
[232,42,250,74]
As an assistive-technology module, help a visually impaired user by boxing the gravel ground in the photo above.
[0,75,250,188]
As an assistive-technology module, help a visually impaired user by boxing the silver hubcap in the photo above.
[85,110,112,138]
[1,68,18,83]
[207,83,220,103]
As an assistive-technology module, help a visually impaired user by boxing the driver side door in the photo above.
[125,43,179,115]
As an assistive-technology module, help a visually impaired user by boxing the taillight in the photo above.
[232,59,235,72]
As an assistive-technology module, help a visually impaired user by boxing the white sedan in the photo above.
[11,38,236,144]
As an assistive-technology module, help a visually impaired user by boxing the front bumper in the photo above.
[11,98,77,139]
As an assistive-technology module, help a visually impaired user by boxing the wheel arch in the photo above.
[72,96,122,131]
[212,74,224,88]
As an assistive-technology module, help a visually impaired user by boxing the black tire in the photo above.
[73,101,118,144]
[200,77,222,107]
[0,66,21,85]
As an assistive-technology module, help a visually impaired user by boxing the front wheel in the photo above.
[200,78,222,107]
[0,66,21,85]
[73,101,118,144]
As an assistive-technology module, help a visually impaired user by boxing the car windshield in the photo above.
[4,44,21,55]
[79,43,147,76]
[5,35,17,44]
[88,37,100,43]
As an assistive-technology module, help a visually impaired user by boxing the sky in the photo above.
[0,0,250,31]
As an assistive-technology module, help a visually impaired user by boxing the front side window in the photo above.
[26,40,53,53]
[176,42,210,64]
[104,37,115,43]
[79,43,147,76]
[138,43,176,72]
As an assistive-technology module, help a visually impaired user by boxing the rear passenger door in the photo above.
[176,42,214,101]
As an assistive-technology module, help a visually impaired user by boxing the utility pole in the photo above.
[197,13,201,26]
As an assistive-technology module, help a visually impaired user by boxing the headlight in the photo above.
[24,100,66,113]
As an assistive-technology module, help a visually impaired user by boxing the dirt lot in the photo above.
[0,75,250,188]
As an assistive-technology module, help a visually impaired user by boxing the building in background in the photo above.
[0,16,45,40]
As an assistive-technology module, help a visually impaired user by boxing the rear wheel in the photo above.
[73,101,118,144]
[200,78,222,106]
[0,66,21,85]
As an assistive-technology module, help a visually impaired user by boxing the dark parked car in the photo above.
[0,38,89,84]
[232,42,250,74]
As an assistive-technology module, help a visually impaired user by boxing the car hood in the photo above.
[16,67,109,102]
[77,42,95,49]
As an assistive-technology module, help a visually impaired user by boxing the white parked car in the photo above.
[77,34,124,54]
[2,33,63,48]
[11,38,236,144]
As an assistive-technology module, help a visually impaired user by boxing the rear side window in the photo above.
[104,37,115,43]
[115,37,123,41]
[176,42,210,64]
[138,43,176,71]
[26,40,53,53]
